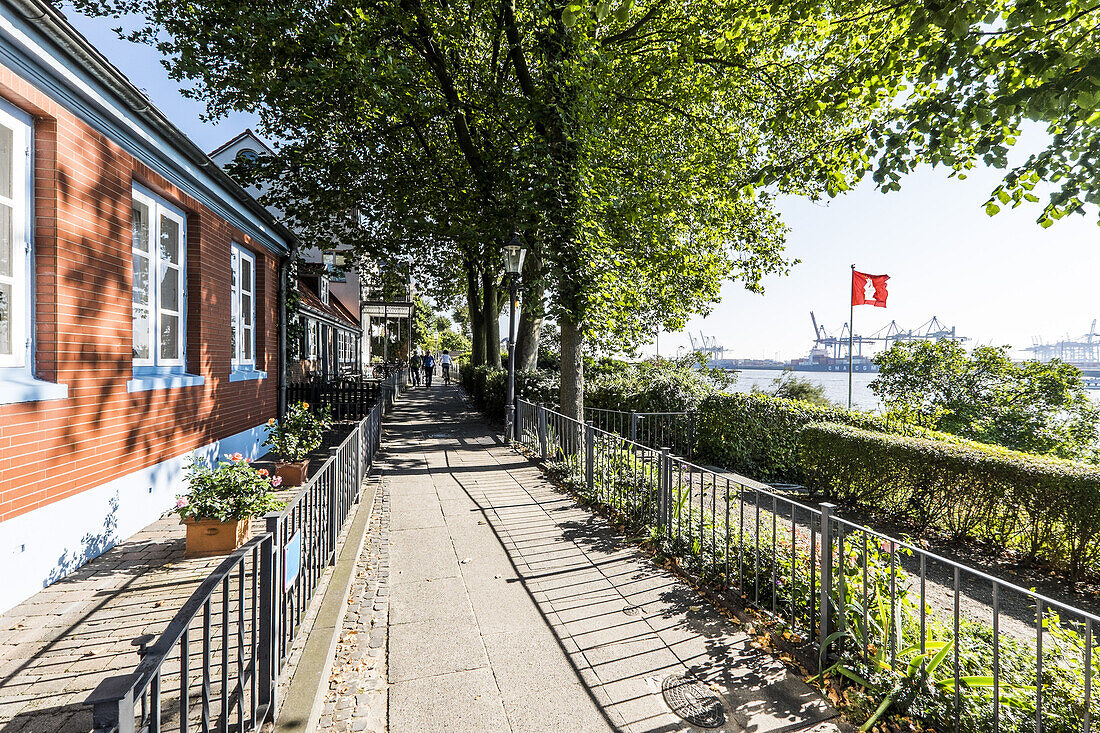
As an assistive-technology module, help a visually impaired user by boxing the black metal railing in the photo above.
[86,370,406,733]
[518,398,1100,733]
[286,379,381,422]
[583,406,695,458]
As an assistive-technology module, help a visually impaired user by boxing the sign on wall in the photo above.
[284,531,302,592]
[362,301,413,319]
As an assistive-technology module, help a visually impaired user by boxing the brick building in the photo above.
[0,0,296,612]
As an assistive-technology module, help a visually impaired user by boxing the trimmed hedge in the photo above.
[800,422,1100,578]
[692,392,916,484]
[459,365,557,420]
[459,362,709,419]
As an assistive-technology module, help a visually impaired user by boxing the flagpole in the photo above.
[848,264,855,409]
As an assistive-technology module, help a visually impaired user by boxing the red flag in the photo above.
[852,270,889,307]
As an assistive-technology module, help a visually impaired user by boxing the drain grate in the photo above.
[661,675,725,729]
[622,605,642,616]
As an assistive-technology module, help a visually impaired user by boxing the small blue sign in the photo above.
[284,531,302,591]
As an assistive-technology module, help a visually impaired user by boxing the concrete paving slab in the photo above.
[389,528,460,582]
[389,667,511,732]
[387,576,474,625]
[388,616,489,683]
[500,685,616,732]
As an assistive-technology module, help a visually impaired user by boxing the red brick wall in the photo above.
[0,64,283,523]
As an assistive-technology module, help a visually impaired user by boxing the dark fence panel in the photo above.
[286,380,382,422]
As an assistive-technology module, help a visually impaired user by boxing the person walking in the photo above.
[440,350,453,385]
[409,351,422,386]
[422,350,435,387]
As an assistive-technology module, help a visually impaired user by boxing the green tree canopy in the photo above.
[73,0,904,418]
[870,341,1099,459]
[71,0,1100,419]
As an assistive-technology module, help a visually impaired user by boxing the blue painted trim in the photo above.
[229,367,267,383]
[0,421,271,614]
[127,366,205,393]
[0,368,68,405]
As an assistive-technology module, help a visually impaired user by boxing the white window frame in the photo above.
[0,102,31,369]
[230,243,256,368]
[131,184,187,369]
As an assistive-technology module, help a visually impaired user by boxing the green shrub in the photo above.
[176,454,285,521]
[459,365,557,419]
[692,392,907,484]
[800,422,1100,578]
[461,357,722,419]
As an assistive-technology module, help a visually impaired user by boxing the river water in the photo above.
[725,369,884,412]
[727,368,1100,412]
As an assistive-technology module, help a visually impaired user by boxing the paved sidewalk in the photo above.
[381,384,839,733]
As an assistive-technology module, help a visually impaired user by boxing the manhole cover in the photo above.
[622,605,642,616]
[661,675,725,728]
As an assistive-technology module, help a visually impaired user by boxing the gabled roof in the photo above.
[208,129,274,159]
[297,279,360,331]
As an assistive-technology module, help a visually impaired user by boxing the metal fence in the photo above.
[286,379,382,421]
[86,370,405,733]
[582,406,695,458]
[518,398,1100,733]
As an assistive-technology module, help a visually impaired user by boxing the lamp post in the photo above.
[502,236,526,442]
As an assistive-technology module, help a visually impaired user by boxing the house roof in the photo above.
[208,129,275,160]
[297,279,360,332]
[1,0,298,256]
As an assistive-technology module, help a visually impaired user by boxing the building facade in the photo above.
[0,0,295,612]
[208,130,370,378]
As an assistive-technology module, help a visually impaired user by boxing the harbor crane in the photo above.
[688,332,726,360]
[809,311,968,359]
[1026,320,1100,365]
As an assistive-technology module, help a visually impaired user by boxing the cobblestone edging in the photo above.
[316,481,389,733]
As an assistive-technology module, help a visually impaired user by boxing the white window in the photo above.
[132,186,186,367]
[306,318,319,360]
[230,243,255,367]
[0,103,31,369]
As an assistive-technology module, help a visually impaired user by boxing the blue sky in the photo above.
[63,6,1100,361]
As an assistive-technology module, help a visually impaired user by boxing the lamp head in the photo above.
[503,236,526,276]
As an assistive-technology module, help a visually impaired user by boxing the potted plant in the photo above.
[176,453,285,557]
[263,402,331,487]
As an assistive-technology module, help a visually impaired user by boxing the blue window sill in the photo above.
[0,369,69,405]
[229,367,267,383]
[127,366,205,393]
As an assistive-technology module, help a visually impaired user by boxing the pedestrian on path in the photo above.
[410,351,422,386]
[440,350,453,385]
[422,350,435,387]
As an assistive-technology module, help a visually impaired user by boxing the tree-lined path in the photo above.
[361,383,841,732]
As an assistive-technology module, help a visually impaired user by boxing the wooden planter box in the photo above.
[276,459,310,487]
[183,517,252,558]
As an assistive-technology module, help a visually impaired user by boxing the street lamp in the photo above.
[503,235,526,442]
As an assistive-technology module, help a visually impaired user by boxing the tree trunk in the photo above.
[466,263,485,366]
[559,313,584,422]
[482,272,502,368]
[515,250,544,371]
[516,311,542,372]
